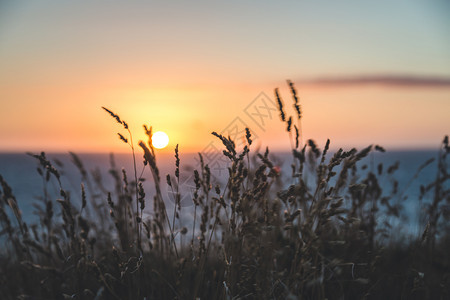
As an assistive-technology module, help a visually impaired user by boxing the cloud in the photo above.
[302,75,450,88]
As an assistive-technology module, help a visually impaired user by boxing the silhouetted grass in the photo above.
[0,82,449,299]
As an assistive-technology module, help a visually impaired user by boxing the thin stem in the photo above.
[170,184,177,238]
[191,204,197,258]
[128,128,141,248]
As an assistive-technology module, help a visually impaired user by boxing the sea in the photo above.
[0,149,447,240]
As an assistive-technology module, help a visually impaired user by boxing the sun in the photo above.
[152,131,169,149]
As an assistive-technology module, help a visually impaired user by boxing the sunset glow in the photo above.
[0,1,448,152]
[1,2,449,297]
[152,131,169,149]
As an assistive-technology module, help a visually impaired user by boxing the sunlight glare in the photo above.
[152,131,169,149]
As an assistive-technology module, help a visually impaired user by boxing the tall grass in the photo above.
[0,82,449,299]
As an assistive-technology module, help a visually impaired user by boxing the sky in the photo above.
[0,0,449,154]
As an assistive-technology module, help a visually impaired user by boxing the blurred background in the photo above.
[0,0,449,153]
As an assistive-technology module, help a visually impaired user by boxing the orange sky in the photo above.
[0,1,449,153]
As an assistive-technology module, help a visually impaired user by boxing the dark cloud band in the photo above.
[303,75,450,88]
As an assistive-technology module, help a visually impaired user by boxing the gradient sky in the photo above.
[0,0,449,153]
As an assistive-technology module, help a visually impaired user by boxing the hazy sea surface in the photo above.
[0,150,444,238]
